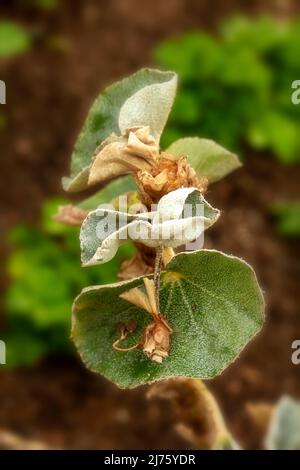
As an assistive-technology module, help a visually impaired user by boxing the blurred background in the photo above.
[0,0,300,450]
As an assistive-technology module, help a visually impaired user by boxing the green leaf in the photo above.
[80,188,220,266]
[72,249,264,388]
[0,21,31,57]
[265,397,300,450]
[63,69,177,192]
[166,137,241,183]
[78,176,137,211]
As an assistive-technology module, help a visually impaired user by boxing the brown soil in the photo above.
[0,0,300,450]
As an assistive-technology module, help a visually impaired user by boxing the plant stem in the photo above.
[148,378,237,450]
[153,246,163,314]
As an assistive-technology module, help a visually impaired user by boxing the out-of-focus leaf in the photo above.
[222,16,286,52]
[248,112,300,163]
[4,198,136,367]
[155,18,300,165]
[265,397,300,450]
[271,202,300,237]
[31,0,57,10]
[154,32,221,80]
[0,21,31,57]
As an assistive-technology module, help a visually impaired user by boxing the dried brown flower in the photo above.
[118,278,172,363]
[141,318,171,364]
[136,153,208,204]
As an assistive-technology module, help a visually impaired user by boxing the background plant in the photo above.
[155,16,300,164]
[4,197,135,367]
[271,202,300,237]
[0,20,31,58]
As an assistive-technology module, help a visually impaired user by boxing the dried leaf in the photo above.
[88,127,158,187]
[53,205,89,226]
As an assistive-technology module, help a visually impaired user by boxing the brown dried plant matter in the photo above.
[117,278,173,363]
[88,126,159,187]
[136,152,208,205]
[89,126,208,206]
[53,205,89,226]
[118,251,153,281]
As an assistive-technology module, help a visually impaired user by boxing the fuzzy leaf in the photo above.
[167,137,241,183]
[265,397,300,450]
[63,69,177,192]
[118,75,177,140]
[80,188,219,266]
[72,249,264,388]
[78,176,137,211]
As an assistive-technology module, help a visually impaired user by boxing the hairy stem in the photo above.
[153,246,163,314]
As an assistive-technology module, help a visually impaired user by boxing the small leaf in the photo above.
[80,187,219,266]
[72,249,264,388]
[265,397,300,450]
[78,176,137,211]
[167,137,241,183]
[63,69,177,192]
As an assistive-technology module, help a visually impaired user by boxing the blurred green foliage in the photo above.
[3,198,135,367]
[271,202,300,237]
[0,21,31,57]
[155,16,300,164]
[30,0,58,10]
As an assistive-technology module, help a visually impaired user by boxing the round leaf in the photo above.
[72,249,264,388]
